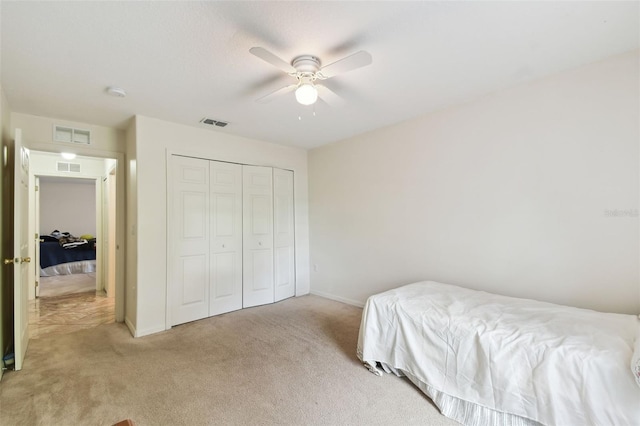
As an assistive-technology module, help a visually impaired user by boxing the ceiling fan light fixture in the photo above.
[295,83,318,105]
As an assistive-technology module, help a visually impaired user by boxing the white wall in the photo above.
[39,179,96,237]
[132,115,309,337]
[309,50,640,315]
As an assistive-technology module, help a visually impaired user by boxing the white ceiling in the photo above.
[2,1,638,149]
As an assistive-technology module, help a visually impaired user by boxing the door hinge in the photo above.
[35,185,39,191]
[35,281,39,288]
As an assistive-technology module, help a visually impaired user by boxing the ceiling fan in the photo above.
[249,47,372,106]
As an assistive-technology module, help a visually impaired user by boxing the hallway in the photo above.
[29,274,115,339]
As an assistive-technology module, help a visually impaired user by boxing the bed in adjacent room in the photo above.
[39,232,96,277]
[357,281,640,426]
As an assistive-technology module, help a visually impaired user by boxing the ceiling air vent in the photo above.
[200,118,228,127]
[53,125,91,145]
[57,162,81,173]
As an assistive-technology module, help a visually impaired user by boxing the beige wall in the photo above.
[11,113,125,155]
[309,50,640,314]
[125,117,137,333]
[132,115,309,337]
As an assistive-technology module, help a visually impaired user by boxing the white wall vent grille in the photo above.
[53,125,91,145]
[57,162,81,173]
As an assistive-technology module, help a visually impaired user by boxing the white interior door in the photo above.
[13,129,30,371]
[242,165,274,308]
[171,156,210,325]
[273,168,295,302]
[209,161,242,316]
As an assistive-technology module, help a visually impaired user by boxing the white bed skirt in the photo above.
[40,260,96,277]
[403,369,541,426]
[361,359,540,426]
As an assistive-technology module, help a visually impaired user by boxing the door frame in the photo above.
[33,174,103,293]
[22,145,125,323]
[103,165,117,297]
[34,176,40,298]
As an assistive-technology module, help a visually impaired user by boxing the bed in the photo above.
[39,234,96,277]
[357,281,640,426]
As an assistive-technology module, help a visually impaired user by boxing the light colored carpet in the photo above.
[0,295,457,426]
[39,273,96,298]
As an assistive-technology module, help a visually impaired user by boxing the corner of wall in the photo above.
[125,116,138,333]
[124,316,137,337]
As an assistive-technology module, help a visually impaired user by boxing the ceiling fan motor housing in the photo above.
[292,55,321,74]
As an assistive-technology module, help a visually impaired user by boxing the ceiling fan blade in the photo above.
[316,84,345,107]
[319,51,372,79]
[256,84,297,104]
[250,47,296,74]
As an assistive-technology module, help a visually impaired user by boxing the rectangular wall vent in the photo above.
[57,162,81,173]
[200,118,228,127]
[53,125,91,144]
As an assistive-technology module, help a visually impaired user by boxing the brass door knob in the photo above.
[4,258,15,265]
[21,257,31,263]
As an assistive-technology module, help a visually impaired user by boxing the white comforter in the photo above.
[357,281,640,426]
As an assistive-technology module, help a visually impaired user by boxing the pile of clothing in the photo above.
[50,230,90,249]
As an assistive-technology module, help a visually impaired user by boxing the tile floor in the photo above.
[29,274,115,339]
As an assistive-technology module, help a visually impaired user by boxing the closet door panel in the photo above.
[171,156,210,326]
[274,169,295,301]
[180,255,208,304]
[209,161,243,316]
[248,249,272,290]
[243,165,274,308]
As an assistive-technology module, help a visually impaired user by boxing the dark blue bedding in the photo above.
[39,239,96,269]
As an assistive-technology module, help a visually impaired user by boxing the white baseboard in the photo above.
[310,290,365,308]
[135,324,168,338]
[124,317,136,337]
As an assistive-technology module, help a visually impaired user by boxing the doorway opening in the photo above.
[28,151,118,339]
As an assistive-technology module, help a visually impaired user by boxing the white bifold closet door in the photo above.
[209,160,243,316]
[171,156,211,325]
[171,157,242,325]
[171,156,294,326]
[242,165,274,308]
[273,168,295,302]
